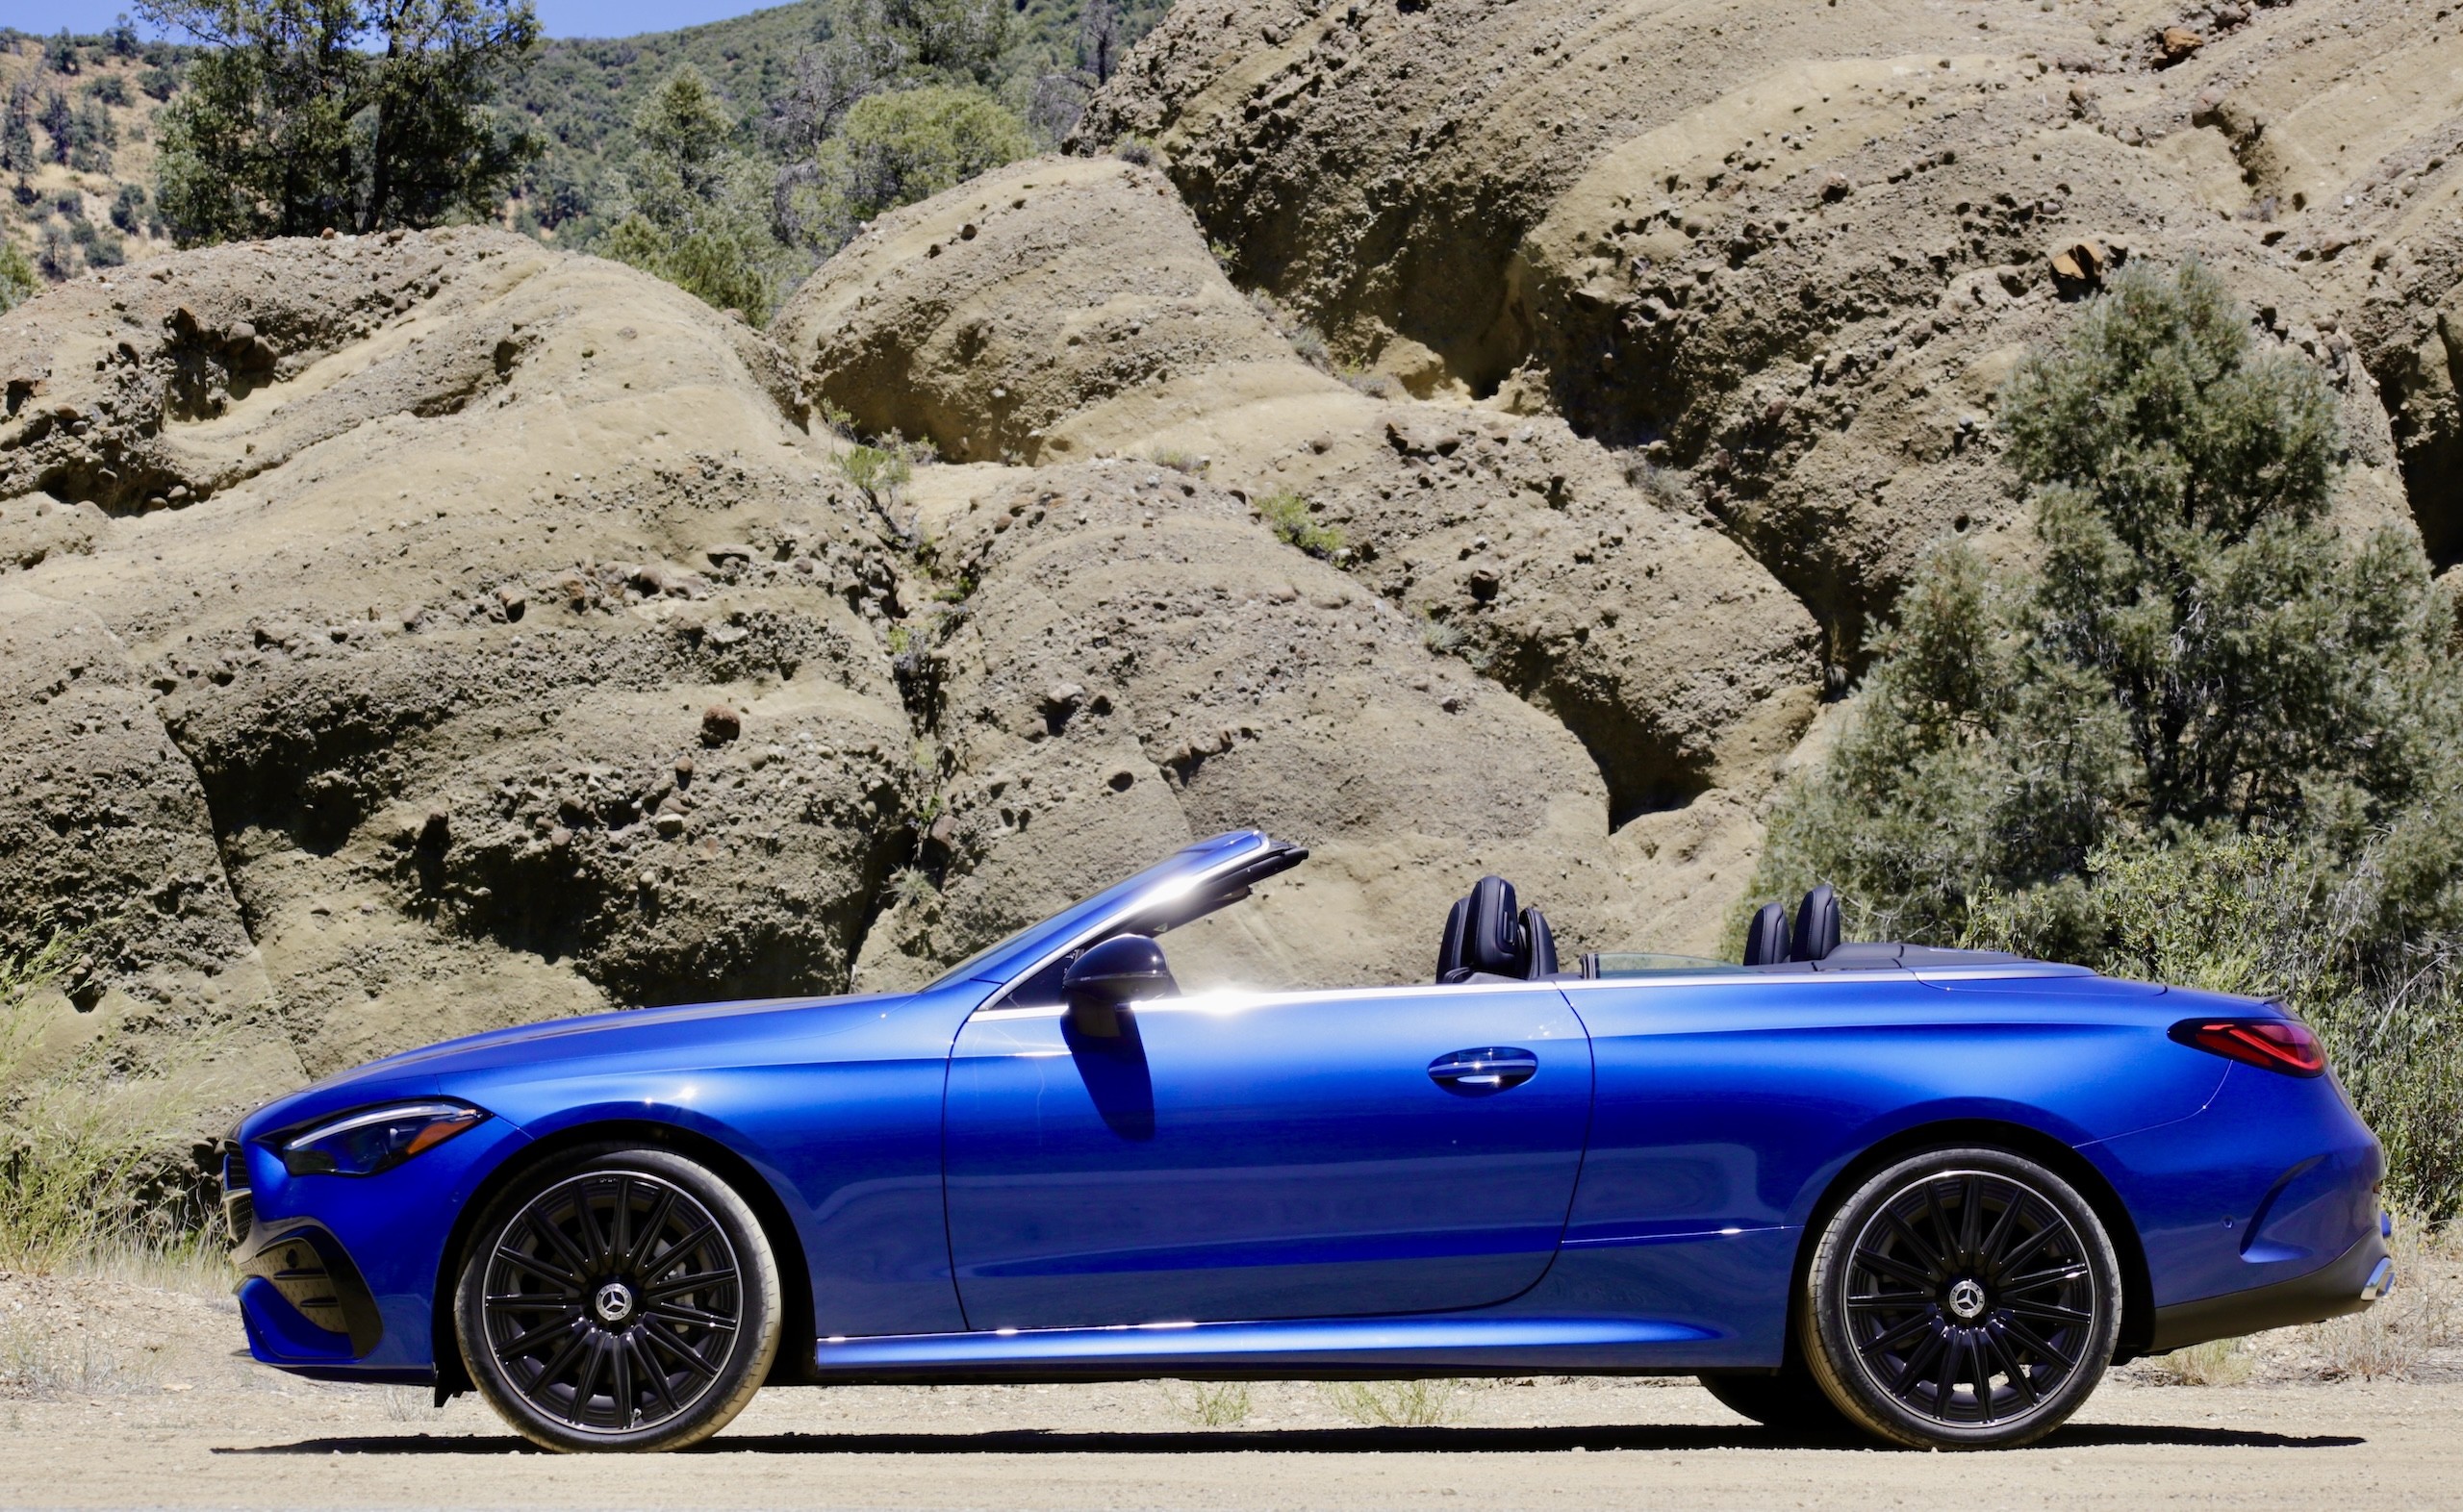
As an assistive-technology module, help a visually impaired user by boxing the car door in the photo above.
[943,981,1592,1329]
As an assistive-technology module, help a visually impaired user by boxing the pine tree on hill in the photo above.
[141,0,539,242]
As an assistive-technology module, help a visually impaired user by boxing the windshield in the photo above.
[922,830,1271,992]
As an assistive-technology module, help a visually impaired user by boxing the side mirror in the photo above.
[1062,934,1177,1038]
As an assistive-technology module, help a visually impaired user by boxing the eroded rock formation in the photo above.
[5,0,2459,1134]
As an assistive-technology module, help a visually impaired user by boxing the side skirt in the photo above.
[811,1315,1718,1384]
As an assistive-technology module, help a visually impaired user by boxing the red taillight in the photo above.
[2169,1018,2327,1077]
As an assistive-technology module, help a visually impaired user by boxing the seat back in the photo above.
[1434,895,1472,980]
[1790,884,1841,964]
[1459,874,1524,975]
[1742,902,1790,966]
[1435,876,1557,981]
[1520,906,1559,977]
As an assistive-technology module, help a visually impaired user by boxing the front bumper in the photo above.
[231,1219,385,1364]
[218,1111,530,1382]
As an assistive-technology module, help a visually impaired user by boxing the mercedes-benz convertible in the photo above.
[220,830,2393,1451]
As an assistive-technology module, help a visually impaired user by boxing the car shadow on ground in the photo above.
[219,1423,2365,1455]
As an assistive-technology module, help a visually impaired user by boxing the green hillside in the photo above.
[1,0,1169,297]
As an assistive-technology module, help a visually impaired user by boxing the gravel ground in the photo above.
[2,1265,2458,1511]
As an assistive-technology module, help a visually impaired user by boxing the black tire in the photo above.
[1801,1147,2120,1450]
[454,1146,781,1452]
[1697,1369,1856,1437]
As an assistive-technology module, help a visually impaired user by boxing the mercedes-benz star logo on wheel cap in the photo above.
[594,1281,635,1324]
[1947,1277,1988,1321]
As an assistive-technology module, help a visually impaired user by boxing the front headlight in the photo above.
[273,1101,489,1177]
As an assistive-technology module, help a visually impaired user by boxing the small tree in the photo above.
[600,66,780,322]
[770,0,1016,244]
[37,90,72,167]
[45,30,83,76]
[1079,0,1120,85]
[70,98,116,174]
[36,220,78,282]
[1756,262,2463,956]
[109,13,143,57]
[778,85,1028,254]
[143,0,538,244]
[0,85,34,176]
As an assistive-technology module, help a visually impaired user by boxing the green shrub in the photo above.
[0,241,37,314]
[1256,487,1342,559]
[1755,262,2463,1214]
[778,84,1028,253]
[1320,1379,1460,1426]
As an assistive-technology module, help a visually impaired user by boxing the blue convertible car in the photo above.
[222,830,2393,1451]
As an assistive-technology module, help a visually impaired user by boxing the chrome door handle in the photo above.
[1428,1047,1539,1092]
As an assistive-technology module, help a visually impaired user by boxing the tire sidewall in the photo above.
[1802,1146,2120,1450]
[453,1144,782,1452]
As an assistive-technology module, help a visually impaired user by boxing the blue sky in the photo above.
[3,2,785,41]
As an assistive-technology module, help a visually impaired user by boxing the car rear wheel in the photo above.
[1801,1147,2120,1450]
[454,1146,781,1452]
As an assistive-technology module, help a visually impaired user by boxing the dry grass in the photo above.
[0,1311,152,1400]
[1147,447,1209,477]
[2297,1221,2459,1381]
[0,933,234,1273]
[1319,1379,1461,1427]
[1155,1380,1252,1426]
[2141,1336,2256,1386]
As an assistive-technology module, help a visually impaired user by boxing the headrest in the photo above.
[1460,874,1524,975]
[1791,884,1841,964]
[1743,902,1790,966]
[1435,895,1472,980]
[1520,906,1558,978]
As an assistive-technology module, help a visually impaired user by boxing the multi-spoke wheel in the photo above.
[454,1147,780,1452]
[1801,1147,2121,1449]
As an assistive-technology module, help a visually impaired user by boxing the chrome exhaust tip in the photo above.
[2360,1256,2397,1302]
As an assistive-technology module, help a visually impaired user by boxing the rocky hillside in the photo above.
[1077,0,2459,640]
[2,0,2458,1142]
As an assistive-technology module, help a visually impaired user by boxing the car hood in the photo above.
[241,990,915,1141]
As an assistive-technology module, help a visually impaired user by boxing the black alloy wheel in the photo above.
[456,1147,780,1452]
[1802,1147,2120,1449]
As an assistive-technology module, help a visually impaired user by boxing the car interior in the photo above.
[1015,847,2020,1008]
[1430,874,2014,981]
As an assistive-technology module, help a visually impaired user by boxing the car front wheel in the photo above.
[1800,1147,2121,1449]
[454,1146,781,1452]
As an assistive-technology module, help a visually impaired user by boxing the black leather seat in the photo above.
[1790,884,1841,964]
[1742,902,1790,966]
[1435,875,1558,982]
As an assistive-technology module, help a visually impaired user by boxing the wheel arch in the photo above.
[429,1118,818,1400]
[1786,1119,2156,1364]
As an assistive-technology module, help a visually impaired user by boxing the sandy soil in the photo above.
[3,1266,2460,1511]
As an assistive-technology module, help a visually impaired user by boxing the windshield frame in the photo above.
[923,830,1274,994]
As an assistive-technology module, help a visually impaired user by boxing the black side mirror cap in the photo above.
[1061,934,1178,1037]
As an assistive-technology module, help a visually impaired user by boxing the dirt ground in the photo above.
[3,1260,2460,1512]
